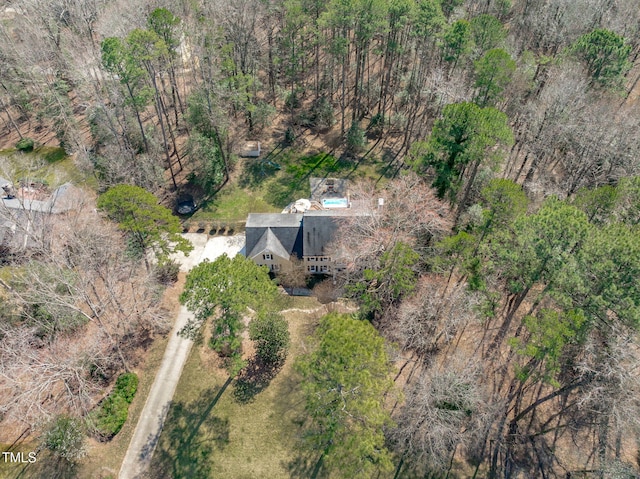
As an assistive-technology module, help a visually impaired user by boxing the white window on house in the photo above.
[320,265,328,272]
[320,257,330,262]
[263,253,273,260]
[271,264,280,272]
[308,265,317,273]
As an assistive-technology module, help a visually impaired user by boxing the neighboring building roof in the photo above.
[240,141,261,157]
[248,227,291,260]
[0,208,47,250]
[0,182,79,214]
[0,181,81,251]
[0,219,15,249]
[48,182,80,213]
[1,197,52,213]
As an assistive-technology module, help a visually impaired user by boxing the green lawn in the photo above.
[252,150,394,208]
[190,185,280,224]
[239,151,353,209]
[189,145,393,226]
[146,301,327,479]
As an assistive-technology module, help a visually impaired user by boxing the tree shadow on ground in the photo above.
[263,174,311,209]
[247,151,344,208]
[147,380,232,479]
[285,446,328,479]
[233,356,284,404]
[8,452,79,479]
[374,147,404,180]
[238,157,283,190]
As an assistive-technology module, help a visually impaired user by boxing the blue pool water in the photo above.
[322,198,349,208]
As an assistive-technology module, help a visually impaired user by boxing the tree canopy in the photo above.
[42,415,87,463]
[248,311,290,366]
[442,20,473,65]
[97,184,192,263]
[419,102,513,204]
[4,1,640,476]
[474,48,516,106]
[180,254,280,374]
[295,313,395,477]
[348,241,419,318]
[570,28,632,87]
[469,14,506,53]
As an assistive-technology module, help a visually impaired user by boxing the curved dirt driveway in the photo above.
[118,234,244,479]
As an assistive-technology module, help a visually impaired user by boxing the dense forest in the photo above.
[2,0,640,477]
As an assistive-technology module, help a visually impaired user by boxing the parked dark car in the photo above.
[176,194,197,215]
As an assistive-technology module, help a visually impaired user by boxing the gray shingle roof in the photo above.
[0,182,79,214]
[245,213,303,259]
[0,208,47,250]
[49,183,78,213]
[302,214,342,257]
[246,213,303,228]
[1,197,53,213]
[248,227,291,259]
[0,181,80,251]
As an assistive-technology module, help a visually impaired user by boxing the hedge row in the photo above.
[89,372,138,440]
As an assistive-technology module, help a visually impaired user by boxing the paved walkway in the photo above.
[118,234,244,479]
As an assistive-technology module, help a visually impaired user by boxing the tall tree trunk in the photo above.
[0,99,23,140]
[124,82,150,153]
[148,66,177,189]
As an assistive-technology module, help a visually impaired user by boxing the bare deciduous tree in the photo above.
[329,173,452,275]
[391,276,480,358]
[390,357,497,476]
[0,194,169,429]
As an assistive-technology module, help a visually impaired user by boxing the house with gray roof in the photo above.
[0,177,81,252]
[246,210,347,274]
[245,213,303,272]
[245,178,371,274]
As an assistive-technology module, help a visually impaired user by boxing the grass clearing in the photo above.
[192,147,392,224]
[0,266,21,284]
[255,151,392,208]
[0,147,97,190]
[147,297,326,479]
[190,185,280,223]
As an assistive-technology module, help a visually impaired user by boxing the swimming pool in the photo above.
[322,198,349,208]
